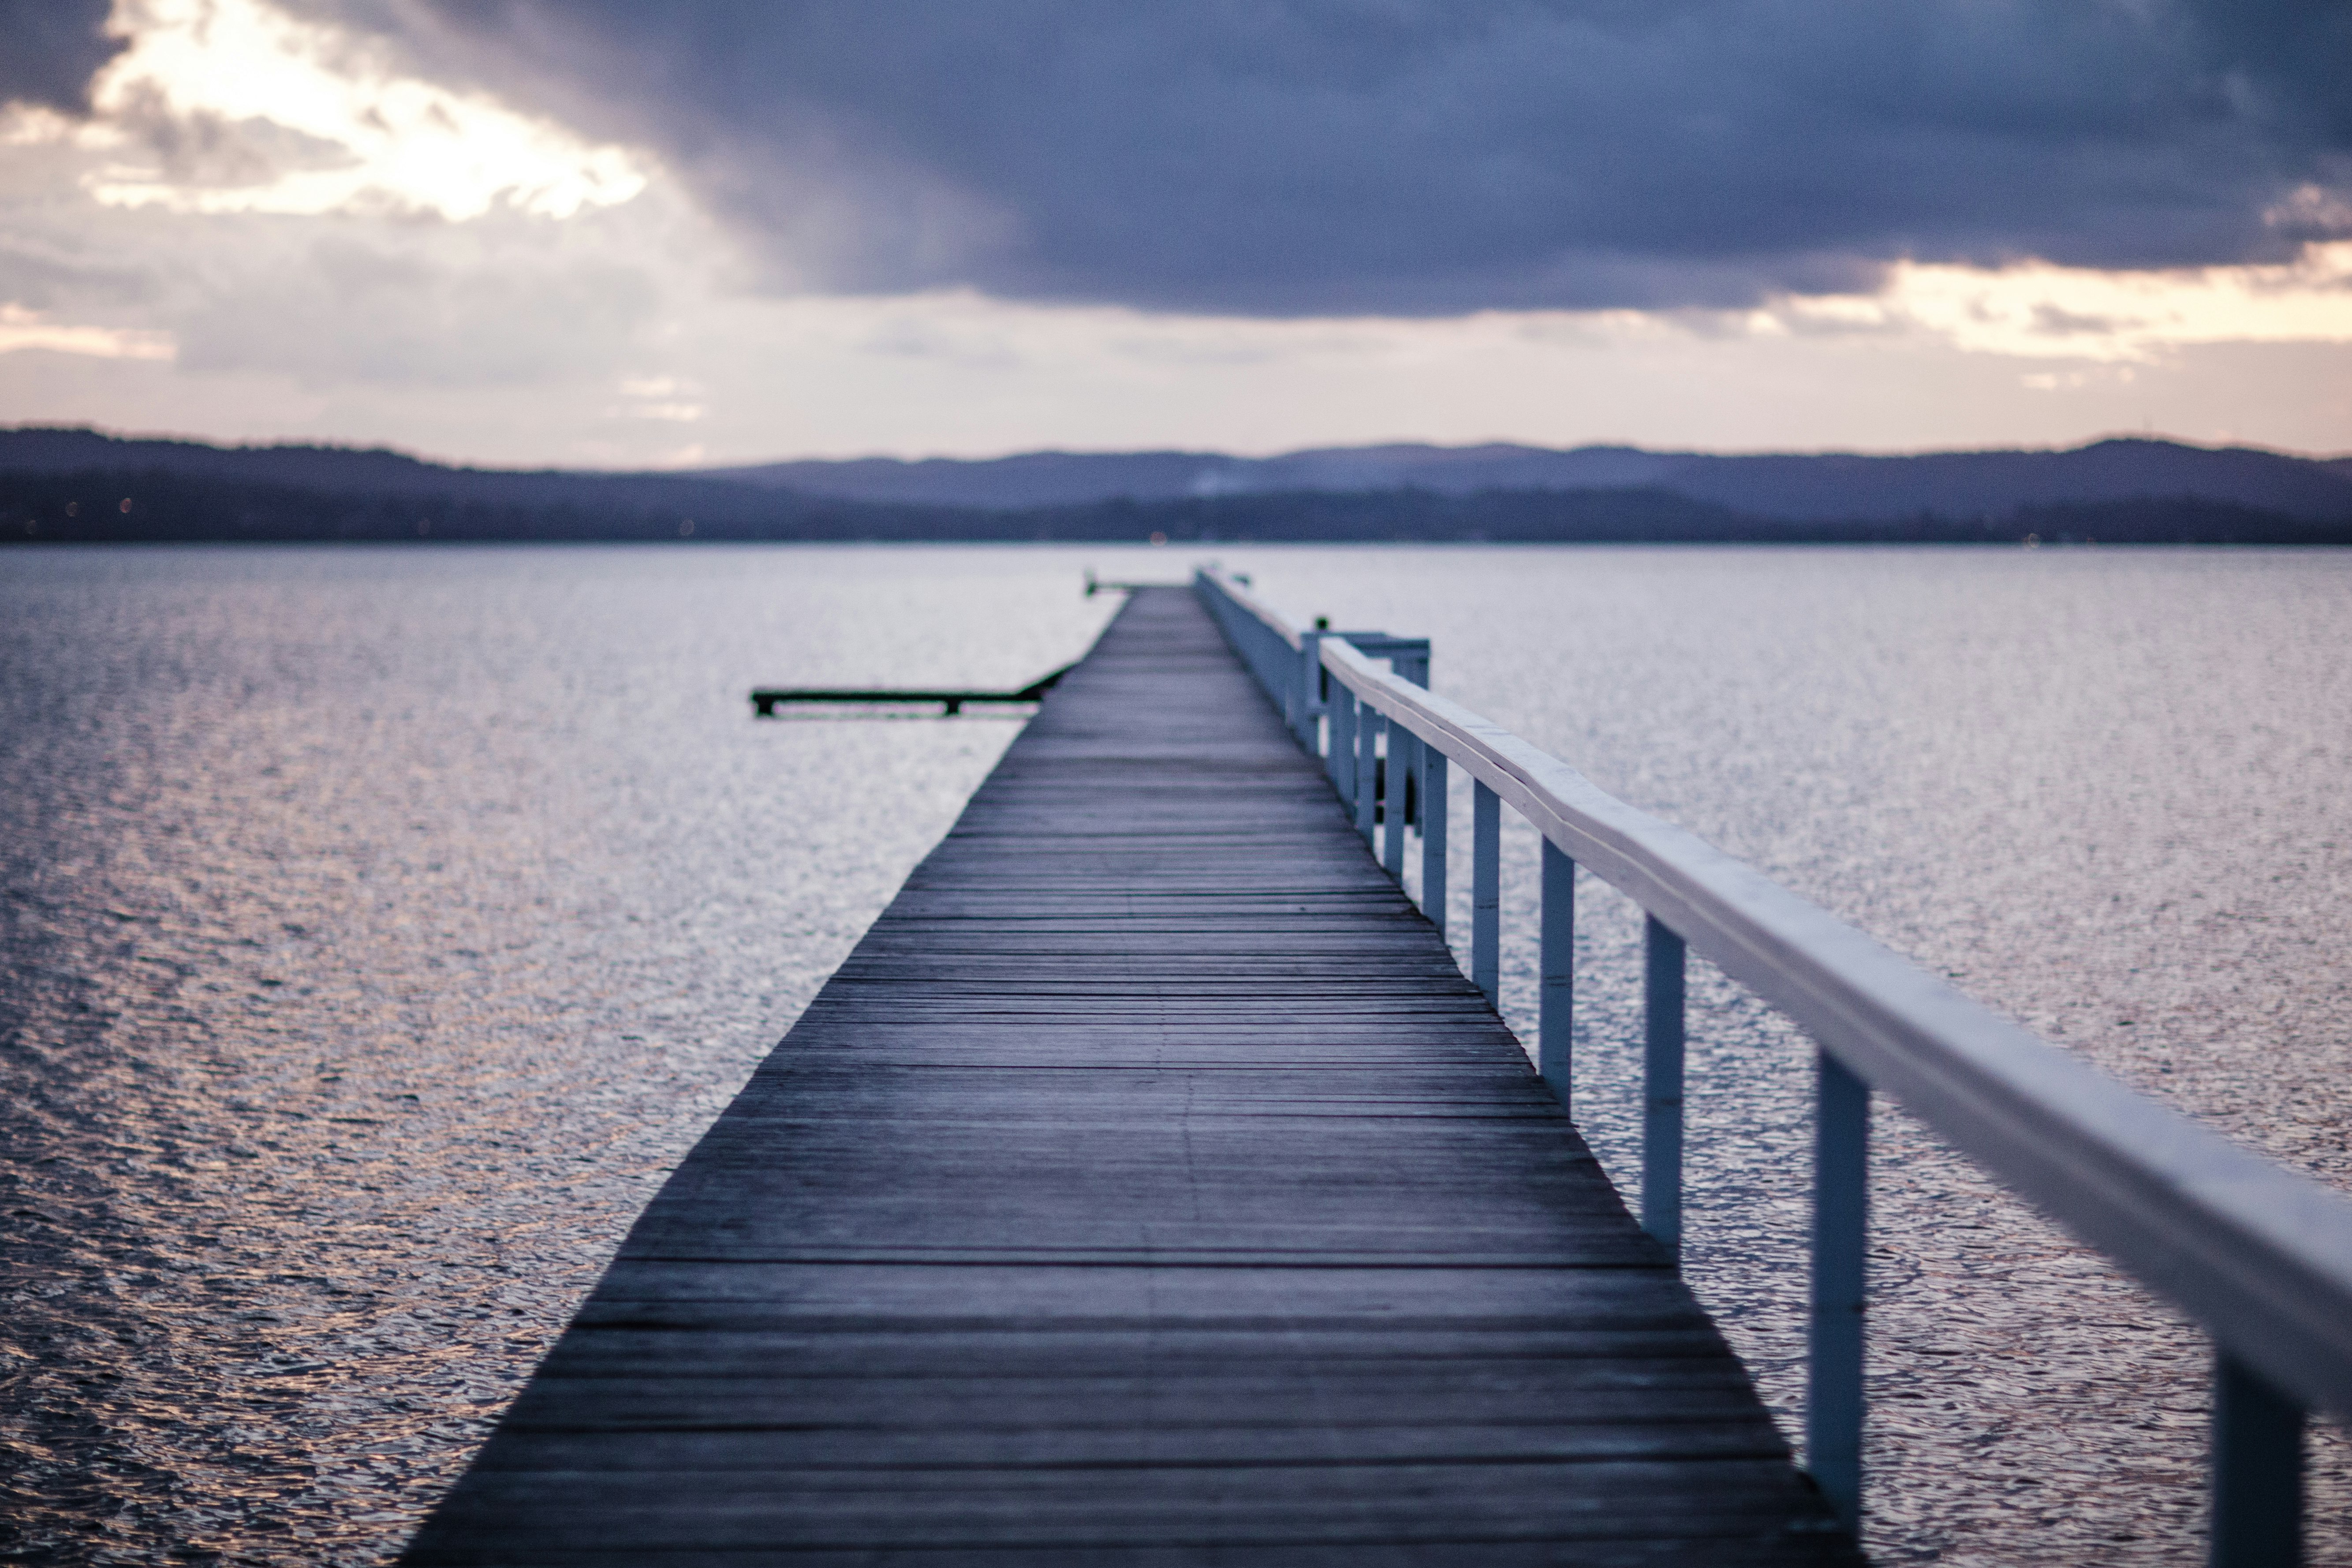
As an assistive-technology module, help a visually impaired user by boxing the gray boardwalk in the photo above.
[403,588,1857,1566]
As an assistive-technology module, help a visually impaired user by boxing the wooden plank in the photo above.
[410,1461,1848,1549]
[530,1337,1762,1381]
[459,1426,1795,1472]
[494,1375,1777,1431]
[399,588,1856,1566]
[393,1546,1846,1568]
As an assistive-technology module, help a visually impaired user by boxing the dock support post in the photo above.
[1472,782,1500,1008]
[1643,917,1686,1258]
[1807,1049,1869,1534]
[1422,749,1448,936]
[1356,709,1379,843]
[2210,1354,2304,1568]
[1539,841,1574,1108]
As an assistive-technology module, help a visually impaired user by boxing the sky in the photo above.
[0,0,2348,468]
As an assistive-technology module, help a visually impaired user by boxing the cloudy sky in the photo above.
[2,0,2348,467]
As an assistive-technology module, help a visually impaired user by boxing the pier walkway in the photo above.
[403,587,1854,1565]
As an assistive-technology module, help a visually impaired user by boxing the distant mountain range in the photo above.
[709,439,2352,522]
[4,426,2349,546]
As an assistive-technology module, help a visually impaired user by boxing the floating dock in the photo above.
[401,586,1855,1564]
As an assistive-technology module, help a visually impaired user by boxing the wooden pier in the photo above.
[402,587,1854,1565]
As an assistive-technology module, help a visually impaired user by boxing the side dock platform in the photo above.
[401,586,1856,1566]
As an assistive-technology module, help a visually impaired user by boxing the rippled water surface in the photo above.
[4,544,2350,1566]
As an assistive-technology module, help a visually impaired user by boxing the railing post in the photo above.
[1295,633,1323,747]
[1355,707,1379,843]
[1331,685,1354,799]
[1807,1049,1869,1534]
[1538,840,1574,1109]
[1388,652,1428,890]
[2211,1354,2304,1568]
[1269,626,1292,730]
[1384,732,1411,879]
[1422,747,1448,936]
[1643,916,1686,1258]
[1472,781,1500,1008]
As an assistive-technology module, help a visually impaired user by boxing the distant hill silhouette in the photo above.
[4,426,2348,545]
[711,436,2352,522]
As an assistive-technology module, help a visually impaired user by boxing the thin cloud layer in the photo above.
[362,0,2352,314]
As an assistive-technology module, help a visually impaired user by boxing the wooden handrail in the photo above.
[1318,630,2352,1408]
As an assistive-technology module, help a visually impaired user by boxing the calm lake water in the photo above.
[3,544,2349,1566]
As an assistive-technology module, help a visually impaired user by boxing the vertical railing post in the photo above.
[1296,633,1324,748]
[1642,916,1686,1258]
[2211,1354,2305,1568]
[1388,652,1427,892]
[1275,626,1295,732]
[1422,747,1448,936]
[1471,781,1500,1008]
[1538,841,1574,1109]
[1336,682,1355,790]
[1331,685,1354,799]
[1807,1050,1869,1535]
[1355,705,1379,843]
[1384,731,1410,879]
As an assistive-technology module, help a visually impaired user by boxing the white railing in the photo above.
[1196,565,2351,1565]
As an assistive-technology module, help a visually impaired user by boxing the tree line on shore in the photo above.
[8,464,2347,547]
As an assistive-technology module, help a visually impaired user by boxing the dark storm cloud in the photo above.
[29,1,2352,313]
[0,0,122,113]
[388,0,2351,314]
